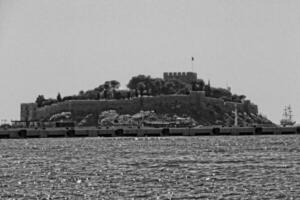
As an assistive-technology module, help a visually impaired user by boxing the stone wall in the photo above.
[163,72,197,84]
[20,103,38,121]
[21,91,259,125]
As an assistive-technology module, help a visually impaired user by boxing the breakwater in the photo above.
[0,126,299,139]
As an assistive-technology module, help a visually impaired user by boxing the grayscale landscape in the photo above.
[0,1,299,199]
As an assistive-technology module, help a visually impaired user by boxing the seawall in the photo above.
[1,126,299,139]
[21,92,259,125]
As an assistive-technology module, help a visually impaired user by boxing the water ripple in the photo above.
[0,135,299,199]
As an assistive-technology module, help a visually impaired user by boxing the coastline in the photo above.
[1,126,299,139]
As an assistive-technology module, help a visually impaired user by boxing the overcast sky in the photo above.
[0,0,299,124]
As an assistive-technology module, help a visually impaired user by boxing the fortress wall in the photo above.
[21,103,38,121]
[31,95,196,121]
[68,99,141,121]
[204,97,224,106]
[141,95,192,114]
[36,101,72,120]
[67,95,193,120]
[22,92,259,123]
[223,101,258,115]
[203,97,258,115]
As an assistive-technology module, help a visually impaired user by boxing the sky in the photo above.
[0,0,299,124]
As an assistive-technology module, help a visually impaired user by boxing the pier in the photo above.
[0,126,299,139]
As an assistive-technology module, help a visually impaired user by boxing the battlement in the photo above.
[163,72,197,84]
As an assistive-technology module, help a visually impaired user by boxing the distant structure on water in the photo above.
[20,71,272,127]
[280,105,296,127]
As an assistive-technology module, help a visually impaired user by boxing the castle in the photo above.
[20,72,263,126]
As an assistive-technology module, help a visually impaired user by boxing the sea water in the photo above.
[0,135,299,199]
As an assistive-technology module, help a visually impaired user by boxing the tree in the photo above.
[232,94,241,102]
[127,91,131,99]
[110,80,120,99]
[78,90,85,96]
[114,91,122,99]
[239,95,246,101]
[127,75,151,96]
[96,93,101,100]
[94,85,105,93]
[63,95,76,101]
[211,87,232,99]
[103,90,108,99]
[137,82,146,97]
[84,90,99,100]
[36,95,46,107]
[171,79,189,94]
[178,87,190,95]
[192,79,205,91]
[162,81,176,95]
[41,98,57,107]
[103,81,111,99]
[150,78,164,96]
[204,80,211,96]
[192,81,196,91]
[57,93,62,102]
[103,81,111,90]
[160,79,189,95]
[110,80,120,90]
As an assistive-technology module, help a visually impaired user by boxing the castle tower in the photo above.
[163,72,197,84]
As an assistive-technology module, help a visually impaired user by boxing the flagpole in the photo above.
[191,57,194,72]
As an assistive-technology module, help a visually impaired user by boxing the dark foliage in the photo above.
[35,75,247,107]
[57,93,62,102]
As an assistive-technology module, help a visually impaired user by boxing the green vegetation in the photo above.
[35,74,246,107]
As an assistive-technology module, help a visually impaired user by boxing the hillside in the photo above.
[22,92,272,127]
[21,73,273,126]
